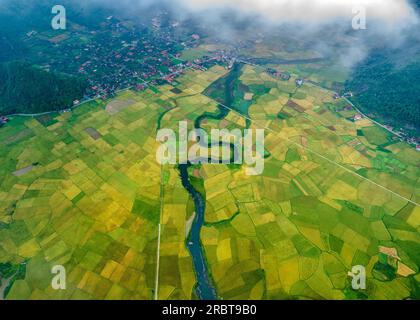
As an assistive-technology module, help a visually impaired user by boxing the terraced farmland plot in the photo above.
[0,90,171,299]
[175,65,420,300]
[0,65,419,300]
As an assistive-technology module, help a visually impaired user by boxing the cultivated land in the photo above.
[0,63,419,300]
[194,65,420,299]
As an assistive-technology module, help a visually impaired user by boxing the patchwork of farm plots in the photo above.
[183,65,420,299]
[0,64,419,300]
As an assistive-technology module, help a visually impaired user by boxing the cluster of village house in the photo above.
[266,68,291,81]
[25,15,203,103]
[75,34,182,100]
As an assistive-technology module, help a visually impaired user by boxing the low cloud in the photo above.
[170,0,420,67]
[2,0,419,67]
[178,0,418,26]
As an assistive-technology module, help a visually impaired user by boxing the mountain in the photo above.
[0,61,87,115]
[344,0,420,132]
[345,51,420,131]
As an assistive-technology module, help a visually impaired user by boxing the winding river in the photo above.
[180,164,218,300]
[180,57,329,299]
[180,62,245,300]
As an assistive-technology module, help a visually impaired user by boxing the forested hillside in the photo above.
[0,62,86,115]
[344,0,420,132]
[345,53,420,130]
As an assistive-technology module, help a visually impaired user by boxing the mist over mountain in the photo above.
[1,0,419,66]
[80,0,420,65]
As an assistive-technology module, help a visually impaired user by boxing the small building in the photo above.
[280,72,291,81]
[26,30,37,37]
[266,68,277,75]
[416,145,420,151]
[354,114,363,121]
[296,79,304,87]
[164,75,175,83]
[152,18,161,29]
[135,84,147,91]
[0,116,9,124]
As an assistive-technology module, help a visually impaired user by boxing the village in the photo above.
[22,15,205,102]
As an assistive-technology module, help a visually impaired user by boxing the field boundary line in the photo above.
[154,165,165,300]
[209,98,420,207]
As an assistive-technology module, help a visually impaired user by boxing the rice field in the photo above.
[0,65,419,300]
